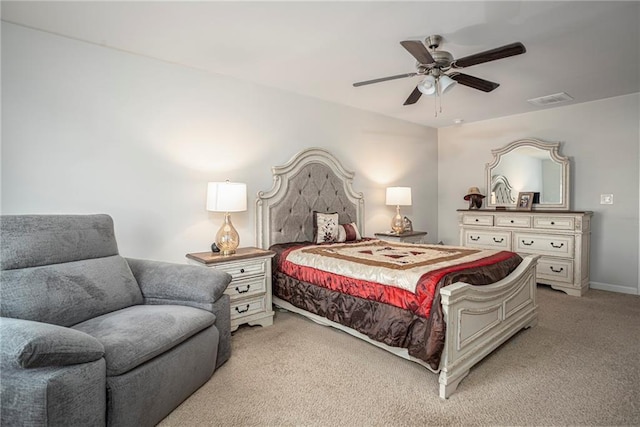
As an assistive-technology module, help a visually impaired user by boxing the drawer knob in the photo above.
[475,218,479,222]
[550,242,564,249]
[521,240,534,246]
[551,221,555,225]
[470,235,480,241]
[510,220,514,223]
[240,268,245,273]
[235,304,250,314]
[549,266,564,273]
[235,285,251,294]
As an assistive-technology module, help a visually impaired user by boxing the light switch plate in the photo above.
[600,194,613,204]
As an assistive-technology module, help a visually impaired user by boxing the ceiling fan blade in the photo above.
[403,86,422,105]
[353,72,417,87]
[450,73,500,92]
[400,40,435,65]
[451,42,526,68]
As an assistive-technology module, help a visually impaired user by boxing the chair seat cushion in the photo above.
[72,305,216,376]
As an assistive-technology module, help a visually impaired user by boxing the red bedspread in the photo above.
[278,240,518,318]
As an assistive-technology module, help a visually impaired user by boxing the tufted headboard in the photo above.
[256,148,364,248]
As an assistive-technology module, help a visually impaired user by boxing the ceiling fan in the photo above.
[353,35,526,106]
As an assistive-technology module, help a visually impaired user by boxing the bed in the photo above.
[256,147,539,399]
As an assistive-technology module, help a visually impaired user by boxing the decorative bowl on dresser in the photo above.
[187,247,276,331]
[458,209,592,296]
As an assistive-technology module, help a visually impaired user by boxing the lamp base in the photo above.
[216,213,240,256]
[391,205,404,234]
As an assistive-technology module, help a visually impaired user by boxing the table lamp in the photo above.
[206,181,247,255]
[386,187,412,234]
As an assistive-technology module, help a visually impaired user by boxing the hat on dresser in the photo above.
[464,187,485,200]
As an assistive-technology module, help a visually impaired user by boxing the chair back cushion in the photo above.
[1,214,120,270]
[1,215,143,325]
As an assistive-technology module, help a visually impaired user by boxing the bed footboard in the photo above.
[438,254,539,399]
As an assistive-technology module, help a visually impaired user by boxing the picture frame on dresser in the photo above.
[517,192,534,211]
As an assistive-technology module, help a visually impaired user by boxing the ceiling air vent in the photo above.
[527,92,574,107]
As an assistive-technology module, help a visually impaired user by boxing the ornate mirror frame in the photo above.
[485,138,570,211]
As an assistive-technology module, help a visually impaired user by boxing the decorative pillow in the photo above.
[313,212,339,243]
[336,222,362,242]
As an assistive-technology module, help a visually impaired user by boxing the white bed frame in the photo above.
[256,147,539,399]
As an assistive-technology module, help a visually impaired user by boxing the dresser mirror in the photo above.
[485,138,570,210]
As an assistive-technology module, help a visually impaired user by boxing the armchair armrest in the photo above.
[0,317,104,369]
[126,258,232,310]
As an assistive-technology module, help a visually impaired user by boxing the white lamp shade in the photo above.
[386,187,412,206]
[439,75,458,95]
[417,75,437,96]
[206,182,247,212]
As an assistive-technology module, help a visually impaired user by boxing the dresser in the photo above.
[187,247,276,331]
[458,210,593,296]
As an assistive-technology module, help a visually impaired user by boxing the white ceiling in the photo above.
[2,1,639,128]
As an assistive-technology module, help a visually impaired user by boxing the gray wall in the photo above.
[438,94,640,295]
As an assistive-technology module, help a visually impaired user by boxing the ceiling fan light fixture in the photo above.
[417,75,436,95]
[438,75,458,95]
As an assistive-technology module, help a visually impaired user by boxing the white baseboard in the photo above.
[590,281,639,295]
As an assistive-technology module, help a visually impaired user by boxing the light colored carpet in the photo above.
[160,286,640,426]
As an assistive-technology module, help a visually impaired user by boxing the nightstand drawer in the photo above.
[514,233,574,258]
[462,214,494,226]
[225,275,267,300]
[230,295,266,320]
[214,258,266,280]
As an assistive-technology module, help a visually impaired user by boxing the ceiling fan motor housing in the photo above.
[430,51,454,69]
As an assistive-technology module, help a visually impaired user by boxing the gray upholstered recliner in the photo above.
[0,214,232,426]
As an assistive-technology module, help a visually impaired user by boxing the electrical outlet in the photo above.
[600,194,613,205]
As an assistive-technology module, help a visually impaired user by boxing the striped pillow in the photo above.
[336,222,362,242]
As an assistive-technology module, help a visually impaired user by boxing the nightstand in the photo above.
[374,231,428,244]
[186,247,276,332]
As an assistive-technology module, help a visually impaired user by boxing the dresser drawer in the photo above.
[514,233,574,258]
[462,214,494,226]
[230,295,266,320]
[537,257,574,284]
[496,216,531,228]
[533,216,574,231]
[213,258,267,280]
[225,275,267,300]
[463,230,511,250]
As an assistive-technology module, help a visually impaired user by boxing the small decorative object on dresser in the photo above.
[516,192,534,211]
[464,186,485,210]
[187,247,275,331]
